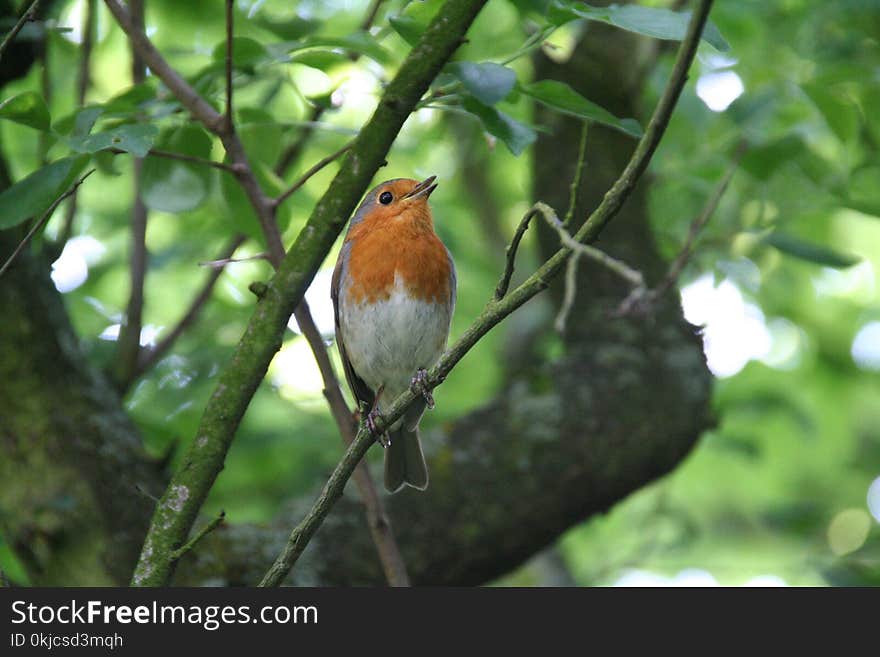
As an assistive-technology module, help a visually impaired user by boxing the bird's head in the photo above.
[351,176,438,229]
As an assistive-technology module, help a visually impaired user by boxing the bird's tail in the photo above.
[384,426,428,493]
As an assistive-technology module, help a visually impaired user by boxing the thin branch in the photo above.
[258,0,714,587]
[199,250,268,269]
[111,148,237,173]
[0,565,9,587]
[652,146,745,298]
[0,170,95,279]
[564,122,589,228]
[127,0,490,587]
[0,0,40,63]
[169,511,225,561]
[615,144,744,316]
[360,0,386,31]
[115,1,149,387]
[555,255,580,334]
[272,142,353,209]
[132,234,247,383]
[57,0,97,248]
[494,206,538,300]
[224,0,234,133]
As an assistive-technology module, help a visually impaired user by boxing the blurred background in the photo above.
[1,0,879,586]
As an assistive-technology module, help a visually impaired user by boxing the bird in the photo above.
[331,175,456,493]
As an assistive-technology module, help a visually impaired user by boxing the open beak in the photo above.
[404,175,438,201]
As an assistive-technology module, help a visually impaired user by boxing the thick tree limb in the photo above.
[258,0,715,587]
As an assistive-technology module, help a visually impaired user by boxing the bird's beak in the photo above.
[404,175,438,201]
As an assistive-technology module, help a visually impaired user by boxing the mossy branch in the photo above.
[258,0,715,587]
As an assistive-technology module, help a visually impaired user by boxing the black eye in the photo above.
[379,191,393,205]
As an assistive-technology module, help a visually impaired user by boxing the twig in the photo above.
[131,234,247,383]
[360,0,386,31]
[169,511,225,561]
[0,565,10,587]
[0,0,40,64]
[494,206,538,300]
[0,170,95,279]
[564,122,589,228]
[258,0,714,587]
[224,0,234,133]
[199,250,267,269]
[110,148,237,173]
[115,2,149,386]
[57,0,97,253]
[555,255,580,334]
[652,146,745,298]
[615,145,744,316]
[272,142,353,209]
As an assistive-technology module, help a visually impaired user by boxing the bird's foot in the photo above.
[364,406,390,448]
[410,368,435,410]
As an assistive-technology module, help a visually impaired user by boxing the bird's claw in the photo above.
[365,407,390,448]
[410,368,435,410]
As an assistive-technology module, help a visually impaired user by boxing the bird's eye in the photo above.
[379,191,393,205]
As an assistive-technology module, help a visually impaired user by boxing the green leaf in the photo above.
[102,82,157,113]
[141,126,214,213]
[802,83,858,144]
[69,123,158,158]
[389,15,426,47]
[521,79,642,137]
[0,155,90,229]
[389,1,441,47]
[462,97,537,156]
[448,62,517,106]
[253,15,320,41]
[301,34,390,65]
[764,232,860,269]
[0,92,50,130]
[549,1,730,51]
[741,135,805,179]
[288,50,350,72]
[212,37,271,70]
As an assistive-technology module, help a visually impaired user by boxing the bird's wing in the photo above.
[331,243,375,411]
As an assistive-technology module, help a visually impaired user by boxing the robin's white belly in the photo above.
[339,273,452,405]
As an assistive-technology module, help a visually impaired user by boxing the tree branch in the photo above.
[615,143,745,316]
[115,0,149,387]
[0,0,39,63]
[272,142,353,209]
[0,170,95,279]
[57,0,97,248]
[169,511,225,562]
[258,0,714,587]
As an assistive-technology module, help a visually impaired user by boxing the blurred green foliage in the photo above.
[1,0,879,586]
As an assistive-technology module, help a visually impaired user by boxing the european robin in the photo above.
[331,176,456,493]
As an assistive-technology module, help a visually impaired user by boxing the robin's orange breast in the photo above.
[345,216,452,305]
